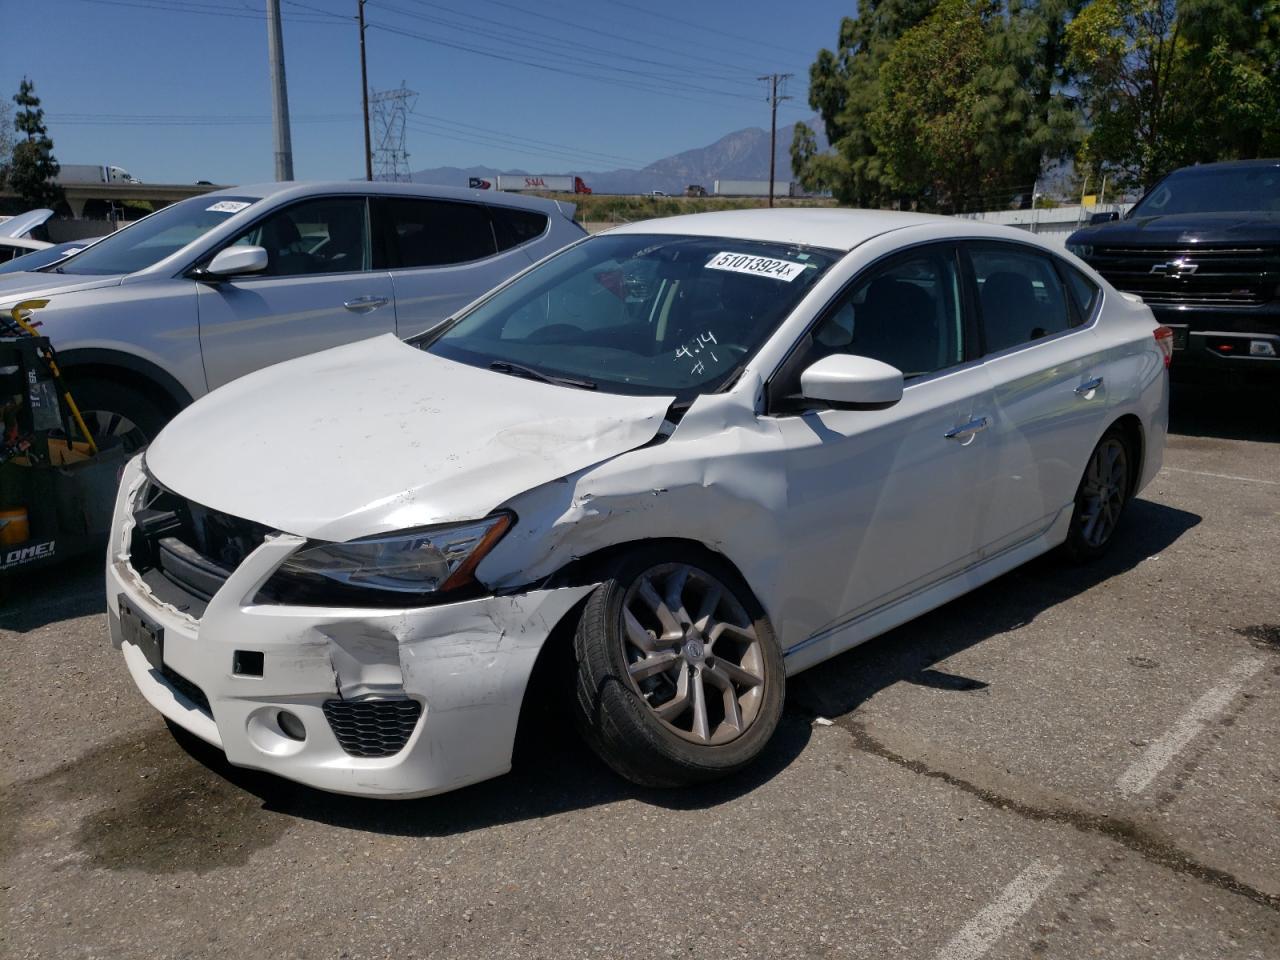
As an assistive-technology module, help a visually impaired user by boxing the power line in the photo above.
[600,0,813,60]
[387,0,763,87]
[410,113,647,167]
[405,119,636,170]
[367,19,759,108]
[68,0,344,24]
[366,2,760,102]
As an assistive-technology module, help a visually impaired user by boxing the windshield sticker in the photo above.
[706,251,808,282]
[206,200,251,214]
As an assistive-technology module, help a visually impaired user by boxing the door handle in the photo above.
[944,417,990,441]
[343,295,389,313]
[1075,376,1104,396]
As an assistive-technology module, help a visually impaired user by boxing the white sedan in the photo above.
[106,209,1170,797]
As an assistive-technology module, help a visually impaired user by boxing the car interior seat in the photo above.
[980,271,1039,352]
[851,277,940,375]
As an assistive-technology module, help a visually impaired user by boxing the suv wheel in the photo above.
[66,378,170,454]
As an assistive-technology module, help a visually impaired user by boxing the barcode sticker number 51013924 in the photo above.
[705,252,808,282]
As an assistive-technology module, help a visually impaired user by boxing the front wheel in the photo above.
[65,378,171,454]
[572,548,784,788]
[1062,427,1133,562]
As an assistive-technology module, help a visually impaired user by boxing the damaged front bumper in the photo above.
[105,456,592,799]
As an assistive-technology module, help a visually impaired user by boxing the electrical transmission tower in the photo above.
[370,84,417,182]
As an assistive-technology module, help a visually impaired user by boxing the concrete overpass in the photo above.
[0,180,225,219]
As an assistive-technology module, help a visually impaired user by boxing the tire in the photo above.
[64,377,171,454]
[572,545,785,788]
[1062,426,1134,562]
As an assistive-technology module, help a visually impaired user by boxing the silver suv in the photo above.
[0,181,585,448]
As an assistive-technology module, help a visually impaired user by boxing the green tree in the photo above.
[0,99,13,191]
[796,2,1083,209]
[871,0,1025,211]
[792,1,938,205]
[8,78,63,208]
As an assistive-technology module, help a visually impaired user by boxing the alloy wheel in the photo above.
[619,563,766,746]
[1078,436,1128,548]
[75,409,148,454]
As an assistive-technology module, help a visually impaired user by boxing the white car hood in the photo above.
[145,335,675,541]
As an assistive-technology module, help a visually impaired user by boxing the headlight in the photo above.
[274,513,512,597]
[1066,243,1093,259]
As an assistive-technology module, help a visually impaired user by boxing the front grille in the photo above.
[128,478,272,616]
[161,665,213,716]
[323,698,422,758]
[1090,245,1278,306]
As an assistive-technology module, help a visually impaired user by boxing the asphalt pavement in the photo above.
[2,381,1277,959]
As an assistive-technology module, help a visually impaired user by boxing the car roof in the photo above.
[1168,158,1280,174]
[208,180,571,217]
[605,207,1022,252]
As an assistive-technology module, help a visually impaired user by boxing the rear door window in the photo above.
[375,198,496,268]
[968,243,1074,354]
[490,205,549,251]
[1062,264,1101,322]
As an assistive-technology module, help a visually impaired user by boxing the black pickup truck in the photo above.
[1066,159,1280,381]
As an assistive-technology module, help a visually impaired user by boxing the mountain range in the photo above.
[410,120,827,195]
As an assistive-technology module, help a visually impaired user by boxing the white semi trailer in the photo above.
[712,179,796,198]
[55,164,141,185]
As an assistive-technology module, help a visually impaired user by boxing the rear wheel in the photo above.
[573,547,784,787]
[1063,427,1133,561]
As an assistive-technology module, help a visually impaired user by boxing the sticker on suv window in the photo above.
[206,200,251,214]
[706,251,808,282]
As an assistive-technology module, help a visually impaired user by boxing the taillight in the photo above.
[1154,326,1174,368]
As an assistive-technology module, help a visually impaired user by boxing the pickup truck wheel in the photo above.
[1063,427,1133,562]
[573,548,784,787]
[65,378,170,454]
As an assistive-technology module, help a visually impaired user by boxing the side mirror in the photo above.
[203,245,268,278]
[1089,211,1119,225]
[799,354,904,410]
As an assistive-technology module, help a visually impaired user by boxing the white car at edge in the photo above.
[106,208,1171,798]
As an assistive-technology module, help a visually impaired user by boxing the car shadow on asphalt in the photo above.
[168,498,1199,838]
[1168,380,1279,443]
[0,551,105,631]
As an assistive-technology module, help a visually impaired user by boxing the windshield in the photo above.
[1130,166,1280,217]
[423,233,840,398]
[54,195,259,275]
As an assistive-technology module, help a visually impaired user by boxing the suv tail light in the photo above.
[1154,326,1174,368]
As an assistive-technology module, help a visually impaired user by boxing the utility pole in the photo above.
[758,73,793,208]
[266,0,294,180]
[358,0,373,181]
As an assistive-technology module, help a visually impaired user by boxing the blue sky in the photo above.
[2,0,850,184]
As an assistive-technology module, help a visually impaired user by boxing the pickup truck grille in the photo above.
[1089,246,1279,306]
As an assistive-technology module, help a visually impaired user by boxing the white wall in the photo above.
[953,204,1133,248]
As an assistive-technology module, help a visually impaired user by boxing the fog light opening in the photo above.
[276,710,306,742]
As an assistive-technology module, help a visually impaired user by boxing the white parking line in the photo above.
[1164,467,1280,486]
[1117,656,1266,798]
[937,860,1064,960]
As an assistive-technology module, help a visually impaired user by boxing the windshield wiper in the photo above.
[489,360,596,390]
